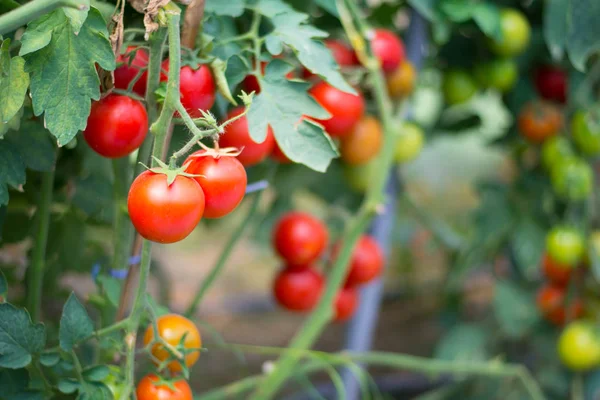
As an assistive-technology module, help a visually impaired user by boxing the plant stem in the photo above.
[0,0,85,35]
[111,158,133,273]
[27,165,55,322]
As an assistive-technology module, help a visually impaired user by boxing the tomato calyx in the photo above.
[187,141,244,160]
[141,157,204,186]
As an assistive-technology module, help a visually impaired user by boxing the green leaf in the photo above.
[0,303,46,368]
[224,55,250,89]
[39,351,60,367]
[20,8,115,145]
[96,275,122,308]
[78,381,113,400]
[6,118,55,172]
[62,0,90,34]
[255,0,300,18]
[72,173,114,221]
[210,58,236,105]
[82,365,109,382]
[544,0,568,60]
[57,378,79,394]
[0,106,23,138]
[205,0,245,17]
[59,293,94,351]
[493,280,539,338]
[0,269,6,299]
[472,3,501,40]
[435,323,488,362]
[439,0,473,22]
[0,40,29,125]
[247,60,338,172]
[0,141,26,206]
[511,218,545,281]
[0,368,32,398]
[566,0,600,71]
[314,0,338,16]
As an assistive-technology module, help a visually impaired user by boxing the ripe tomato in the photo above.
[242,61,266,94]
[334,286,359,322]
[558,322,600,371]
[387,61,416,98]
[309,82,365,137]
[184,151,247,219]
[541,136,574,170]
[128,171,205,243]
[83,94,148,158]
[550,157,593,201]
[535,65,567,104]
[442,70,477,105]
[546,226,585,267]
[273,267,324,311]
[273,212,329,266]
[218,107,275,166]
[394,122,424,163]
[303,40,357,79]
[343,159,376,193]
[340,116,382,165]
[333,235,384,287]
[160,61,215,118]
[572,110,600,156]
[114,46,149,96]
[536,284,584,326]
[143,314,201,373]
[542,253,573,286]
[370,29,405,74]
[271,143,292,163]
[136,374,192,400]
[489,8,531,56]
[517,101,563,143]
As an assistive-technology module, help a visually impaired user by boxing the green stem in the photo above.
[111,158,132,273]
[71,350,85,383]
[0,0,85,35]
[27,165,55,322]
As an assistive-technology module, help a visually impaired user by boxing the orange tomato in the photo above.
[518,101,563,143]
[340,116,383,165]
[387,62,416,98]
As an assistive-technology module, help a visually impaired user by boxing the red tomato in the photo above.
[309,81,365,137]
[273,212,329,266]
[127,171,205,243]
[184,151,247,219]
[136,374,192,400]
[271,143,292,163]
[542,253,573,286]
[83,94,148,158]
[370,29,405,74]
[334,235,384,287]
[242,61,266,94]
[273,267,324,311]
[160,61,215,118]
[518,101,563,143]
[334,286,359,322]
[303,40,357,79]
[535,65,567,104]
[536,284,584,326]
[114,46,149,96]
[219,107,275,166]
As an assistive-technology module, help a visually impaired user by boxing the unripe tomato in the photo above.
[536,284,584,326]
[546,226,585,266]
[273,267,324,311]
[517,101,563,143]
[489,8,531,56]
[160,61,216,118]
[550,157,592,201]
[558,322,600,371]
[340,116,382,165]
[487,58,518,92]
[386,62,416,98]
[83,94,148,158]
[218,107,275,166]
[442,70,477,105]
[394,122,424,163]
[333,235,384,287]
[143,314,201,373]
[136,374,192,400]
[334,286,359,322]
[103,366,124,400]
[114,46,149,96]
[273,212,329,266]
[542,253,573,286]
[184,151,247,219]
[271,143,292,163]
[309,82,365,137]
[128,171,205,243]
[572,110,600,156]
[535,65,567,104]
[303,40,357,79]
[541,136,574,170]
[343,159,377,193]
[370,29,405,74]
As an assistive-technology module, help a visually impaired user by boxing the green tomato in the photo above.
[442,70,478,105]
[103,366,125,400]
[550,157,593,201]
[558,322,600,371]
[489,8,531,56]
[343,160,378,193]
[395,122,424,163]
[541,136,574,170]
[487,58,518,92]
[546,226,585,266]
[473,63,491,88]
[572,110,600,155]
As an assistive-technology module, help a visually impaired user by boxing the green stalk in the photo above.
[111,158,132,273]
[0,0,85,35]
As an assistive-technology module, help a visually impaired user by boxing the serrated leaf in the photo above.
[59,293,94,351]
[566,0,600,71]
[0,142,26,206]
[39,351,60,367]
[511,218,545,281]
[205,0,245,17]
[435,324,488,362]
[82,365,109,382]
[0,303,45,368]
[62,0,90,34]
[472,3,501,40]
[6,118,55,172]
[493,280,539,338]
[0,41,29,125]
[544,0,567,60]
[0,106,23,138]
[20,8,115,145]
[210,58,236,105]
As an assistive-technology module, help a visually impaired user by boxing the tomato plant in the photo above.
[136,374,193,400]
[160,61,216,118]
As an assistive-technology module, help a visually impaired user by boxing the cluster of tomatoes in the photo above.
[271,212,384,322]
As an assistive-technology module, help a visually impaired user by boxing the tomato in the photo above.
[128,171,205,243]
[486,58,518,92]
[271,143,292,163]
[343,159,377,193]
[114,46,149,96]
[489,8,531,56]
[340,116,382,165]
[542,253,573,286]
[143,314,201,373]
[333,235,384,287]
[546,226,585,266]
[184,151,247,219]
[394,122,424,163]
[536,284,584,326]
[334,286,359,322]
[517,101,563,143]
[309,81,365,137]
[572,110,600,156]
[273,212,329,266]
[303,40,357,79]
[103,366,124,400]
[370,29,405,74]
[242,61,266,94]
[218,107,275,166]
[160,61,215,118]
[387,61,416,98]
[442,70,477,105]
[83,94,148,158]
[541,136,574,170]
[550,157,592,201]
[273,267,324,311]
[136,374,192,400]
[535,65,567,104]
[558,322,600,371]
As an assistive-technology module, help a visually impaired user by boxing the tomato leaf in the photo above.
[0,368,43,399]
[314,0,338,17]
[511,218,545,282]
[544,0,568,60]
[82,365,109,382]
[0,141,26,206]
[435,323,488,362]
[472,3,501,40]
[0,40,29,130]
[39,351,60,367]
[20,8,115,146]
[6,118,55,172]
[566,0,600,71]
[0,303,46,368]
[59,293,94,351]
[493,280,539,339]
[57,378,80,394]
[210,58,237,105]
[205,0,245,17]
